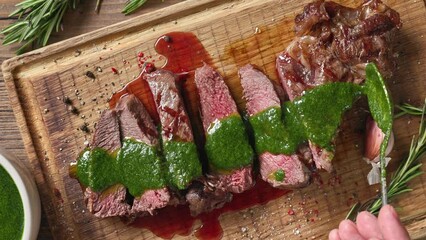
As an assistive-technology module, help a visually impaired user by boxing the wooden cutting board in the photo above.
[2,0,426,239]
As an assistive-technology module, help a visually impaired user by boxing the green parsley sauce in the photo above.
[274,169,285,182]
[249,63,392,174]
[205,115,254,171]
[0,165,24,240]
[76,138,201,195]
[250,83,362,154]
[362,64,393,160]
[77,148,118,192]
[77,139,168,196]
[118,139,166,196]
[249,106,302,155]
[163,141,202,190]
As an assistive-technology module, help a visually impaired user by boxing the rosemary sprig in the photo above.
[2,0,151,54]
[1,0,80,55]
[122,0,149,15]
[347,99,426,221]
[395,103,425,118]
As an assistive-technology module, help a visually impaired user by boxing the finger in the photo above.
[338,220,365,240]
[356,211,382,239]
[329,229,341,240]
[378,205,410,240]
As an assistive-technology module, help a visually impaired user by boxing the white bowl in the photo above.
[0,149,41,240]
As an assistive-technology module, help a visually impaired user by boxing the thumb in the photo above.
[378,205,410,240]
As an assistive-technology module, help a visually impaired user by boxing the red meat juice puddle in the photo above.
[130,179,290,239]
[110,32,292,239]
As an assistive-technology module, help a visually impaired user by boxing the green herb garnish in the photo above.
[274,169,285,182]
[2,0,150,54]
[1,0,80,54]
[122,0,149,15]
[395,103,426,118]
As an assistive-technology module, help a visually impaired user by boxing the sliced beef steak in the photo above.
[195,64,254,193]
[116,94,170,215]
[85,110,131,218]
[85,185,130,217]
[186,181,232,216]
[116,94,158,146]
[145,70,202,190]
[145,70,194,142]
[240,64,310,188]
[276,0,401,172]
[90,110,122,152]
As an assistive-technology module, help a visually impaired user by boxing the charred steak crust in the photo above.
[240,64,310,188]
[276,0,401,172]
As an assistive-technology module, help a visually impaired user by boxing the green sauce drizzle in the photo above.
[362,64,393,160]
[249,64,392,187]
[250,83,362,154]
[0,165,24,240]
[363,63,393,204]
[77,139,168,196]
[77,148,118,192]
[274,169,285,182]
[205,115,254,171]
[249,107,301,155]
[76,138,202,195]
[163,141,202,190]
[118,139,166,196]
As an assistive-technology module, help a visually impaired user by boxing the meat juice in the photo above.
[131,179,291,240]
[110,32,292,239]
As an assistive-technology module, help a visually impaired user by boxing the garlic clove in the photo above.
[363,116,394,163]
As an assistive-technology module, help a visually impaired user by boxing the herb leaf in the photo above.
[395,103,425,118]
[1,0,80,54]
[122,0,149,15]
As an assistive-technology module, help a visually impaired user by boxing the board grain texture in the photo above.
[1,0,426,239]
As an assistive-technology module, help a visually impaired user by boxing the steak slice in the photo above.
[240,64,310,188]
[195,63,254,193]
[115,94,170,215]
[145,70,202,190]
[85,110,131,218]
[276,0,401,172]
[185,181,232,216]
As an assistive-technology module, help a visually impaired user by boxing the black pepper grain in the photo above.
[63,96,72,105]
[68,105,79,115]
[85,71,96,79]
[79,124,90,133]
[74,50,81,57]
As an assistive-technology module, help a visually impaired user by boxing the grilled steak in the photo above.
[195,64,255,193]
[116,94,158,146]
[145,69,203,190]
[240,64,310,188]
[115,94,170,215]
[185,181,232,216]
[85,110,131,217]
[90,110,122,152]
[276,0,401,172]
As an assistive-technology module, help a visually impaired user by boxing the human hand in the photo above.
[329,205,410,240]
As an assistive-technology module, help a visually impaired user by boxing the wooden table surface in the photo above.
[0,1,183,239]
